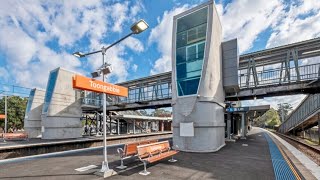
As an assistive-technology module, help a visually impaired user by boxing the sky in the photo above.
[0,0,320,110]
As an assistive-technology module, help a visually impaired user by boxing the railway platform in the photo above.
[0,128,318,180]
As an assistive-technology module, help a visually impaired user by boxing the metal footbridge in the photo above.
[82,38,320,111]
[278,93,320,134]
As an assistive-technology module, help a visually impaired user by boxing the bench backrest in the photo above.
[124,139,159,156]
[137,140,170,158]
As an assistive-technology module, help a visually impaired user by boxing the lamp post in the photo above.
[73,19,148,177]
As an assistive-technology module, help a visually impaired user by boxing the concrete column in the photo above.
[133,120,136,134]
[117,119,120,135]
[161,121,164,132]
[241,112,246,139]
[96,113,99,133]
[126,121,128,134]
[227,113,231,139]
[146,121,149,133]
[109,115,112,135]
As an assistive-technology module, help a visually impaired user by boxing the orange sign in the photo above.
[73,75,128,97]
[0,114,5,119]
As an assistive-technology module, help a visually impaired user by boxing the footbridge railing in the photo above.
[279,93,320,133]
[239,63,320,89]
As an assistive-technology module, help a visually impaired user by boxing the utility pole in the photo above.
[4,95,7,134]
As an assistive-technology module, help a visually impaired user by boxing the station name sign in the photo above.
[226,107,249,112]
[73,75,128,97]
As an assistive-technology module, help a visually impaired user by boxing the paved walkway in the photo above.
[0,128,275,180]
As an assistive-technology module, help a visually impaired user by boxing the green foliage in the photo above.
[254,108,281,127]
[151,108,171,117]
[0,96,28,130]
[138,110,149,116]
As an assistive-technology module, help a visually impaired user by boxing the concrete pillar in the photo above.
[24,89,45,138]
[41,68,82,139]
[241,112,246,139]
[133,120,136,134]
[126,121,128,134]
[146,121,149,133]
[227,113,231,139]
[117,119,120,135]
[96,113,99,133]
[109,115,112,135]
[161,121,164,132]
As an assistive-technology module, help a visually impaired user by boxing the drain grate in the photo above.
[264,133,297,180]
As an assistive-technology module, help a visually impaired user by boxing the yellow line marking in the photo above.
[277,143,301,180]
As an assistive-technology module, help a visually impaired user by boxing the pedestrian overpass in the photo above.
[81,37,320,111]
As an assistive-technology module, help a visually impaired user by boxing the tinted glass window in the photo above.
[175,7,208,96]
[43,70,58,113]
[25,89,35,118]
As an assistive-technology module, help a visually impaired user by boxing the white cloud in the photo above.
[0,67,9,81]
[0,26,37,67]
[0,0,145,88]
[242,94,306,111]
[148,5,189,74]
[267,0,320,48]
[132,64,138,72]
[218,0,284,53]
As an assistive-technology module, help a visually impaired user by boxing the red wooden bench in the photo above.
[137,140,178,175]
[116,139,158,169]
[1,132,28,141]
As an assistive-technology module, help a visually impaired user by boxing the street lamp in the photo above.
[73,19,148,178]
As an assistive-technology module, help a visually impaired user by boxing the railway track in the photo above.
[275,132,320,166]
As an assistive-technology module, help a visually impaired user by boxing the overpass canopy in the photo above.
[110,111,172,121]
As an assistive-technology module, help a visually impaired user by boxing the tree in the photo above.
[0,96,28,130]
[138,110,149,116]
[254,108,281,127]
[277,103,293,122]
[151,108,171,117]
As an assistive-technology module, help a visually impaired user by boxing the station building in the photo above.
[24,1,267,152]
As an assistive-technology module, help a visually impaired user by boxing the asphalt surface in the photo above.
[0,128,275,180]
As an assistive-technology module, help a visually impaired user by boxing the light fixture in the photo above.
[91,71,100,78]
[101,66,112,75]
[73,52,85,58]
[131,19,149,34]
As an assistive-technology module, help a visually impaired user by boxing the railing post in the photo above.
[279,62,284,84]
[285,50,291,82]
[246,58,258,88]
[292,49,300,81]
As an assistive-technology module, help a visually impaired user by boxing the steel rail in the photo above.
[274,132,320,154]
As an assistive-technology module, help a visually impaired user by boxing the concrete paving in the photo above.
[0,128,275,180]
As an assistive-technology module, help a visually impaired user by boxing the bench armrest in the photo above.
[117,148,124,157]
[138,152,152,161]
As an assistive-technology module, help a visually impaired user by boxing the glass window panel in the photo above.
[177,8,208,33]
[176,48,186,64]
[198,42,205,59]
[25,90,35,117]
[175,7,208,96]
[176,32,187,48]
[187,45,197,61]
[42,70,58,113]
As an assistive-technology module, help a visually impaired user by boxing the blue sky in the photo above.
[0,0,320,109]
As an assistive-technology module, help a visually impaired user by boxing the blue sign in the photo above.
[226,107,249,112]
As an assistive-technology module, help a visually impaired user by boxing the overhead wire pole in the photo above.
[5,95,7,134]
